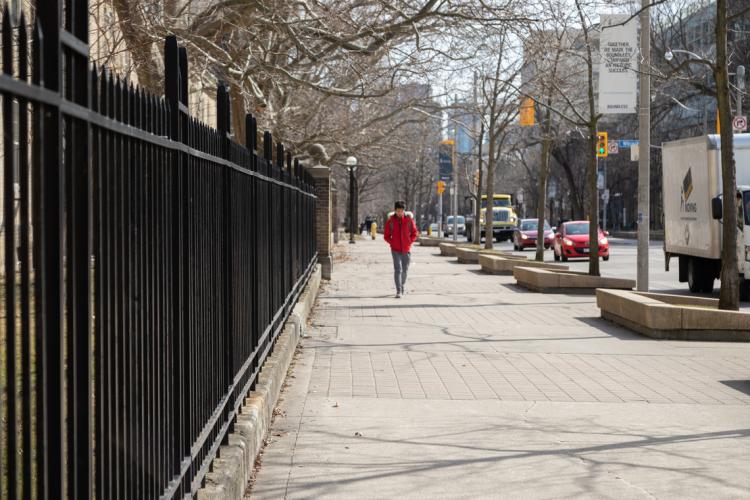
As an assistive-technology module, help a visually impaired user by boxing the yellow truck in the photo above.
[466,194,518,242]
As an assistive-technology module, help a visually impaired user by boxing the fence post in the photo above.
[308,164,333,279]
[164,34,188,496]
[36,0,65,496]
[217,84,234,420]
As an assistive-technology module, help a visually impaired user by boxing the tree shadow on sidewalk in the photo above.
[275,424,750,499]
[575,316,651,341]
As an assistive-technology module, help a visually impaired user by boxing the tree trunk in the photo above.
[587,126,600,276]
[534,137,551,261]
[475,121,485,244]
[715,0,740,310]
[484,120,496,250]
[110,0,161,94]
[535,103,554,261]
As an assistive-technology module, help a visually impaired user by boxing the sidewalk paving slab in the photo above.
[250,239,750,499]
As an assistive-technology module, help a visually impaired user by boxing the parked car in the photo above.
[429,223,439,235]
[552,221,610,262]
[513,219,554,251]
[445,215,466,236]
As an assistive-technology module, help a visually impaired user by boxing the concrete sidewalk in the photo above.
[250,239,750,499]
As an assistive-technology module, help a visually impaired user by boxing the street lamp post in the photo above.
[346,156,358,244]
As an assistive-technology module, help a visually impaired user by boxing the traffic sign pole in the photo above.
[637,0,650,292]
[438,186,443,238]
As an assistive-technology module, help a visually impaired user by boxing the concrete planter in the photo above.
[456,246,485,263]
[439,242,458,256]
[597,289,750,341]
[513,267,635,293]
[419,236,443,247]
[477,248,526,259]
[479,254,569,275]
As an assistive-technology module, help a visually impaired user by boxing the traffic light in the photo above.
[596,132,608,158]
[437,180,446,194]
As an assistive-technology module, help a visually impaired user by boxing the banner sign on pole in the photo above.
[598,14,638,114]
[438,139,454,181]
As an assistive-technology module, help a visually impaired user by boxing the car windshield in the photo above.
[446,216,465,224]
[481,198,511,208]
[520,220,551,231]
[565,223,589,235]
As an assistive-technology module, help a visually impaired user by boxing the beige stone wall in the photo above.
[89,0,216,126]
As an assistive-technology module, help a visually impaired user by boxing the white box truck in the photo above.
[662,134,750,298]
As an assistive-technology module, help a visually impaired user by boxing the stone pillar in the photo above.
[309,166,333,279]
[331,179,339,244]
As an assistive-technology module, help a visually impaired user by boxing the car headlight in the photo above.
[563,238,574,246]
[521,234,528,240]
[599,237,608,245]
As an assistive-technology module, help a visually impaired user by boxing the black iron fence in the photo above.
[0,1,318,498]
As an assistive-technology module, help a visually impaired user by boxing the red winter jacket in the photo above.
[384,214,418,253]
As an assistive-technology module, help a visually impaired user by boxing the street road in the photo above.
[463,236,750,307]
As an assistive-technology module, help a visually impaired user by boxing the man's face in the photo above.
[395,208,405,217]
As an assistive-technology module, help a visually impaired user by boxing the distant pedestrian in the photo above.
[384,201,417,298]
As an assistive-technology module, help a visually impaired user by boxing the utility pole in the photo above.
[602,158,608,232]
[438,183,443,238]
[637,0,650,291]
[453,94,459,242]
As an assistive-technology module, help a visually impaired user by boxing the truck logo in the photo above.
[680,168,697,213]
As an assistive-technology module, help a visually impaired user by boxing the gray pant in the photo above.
[391,251,411,293]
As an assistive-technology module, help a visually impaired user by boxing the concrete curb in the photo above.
[196,265,322,499]
[597,289,750,341]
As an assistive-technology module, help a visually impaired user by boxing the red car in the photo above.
[513,219,555,251]
[553,221,610,261]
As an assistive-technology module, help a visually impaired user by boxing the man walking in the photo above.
[384,201,418,298]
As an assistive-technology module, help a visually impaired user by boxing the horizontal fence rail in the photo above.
[0,1,318,498]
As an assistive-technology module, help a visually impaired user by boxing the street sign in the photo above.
[597,172,604,190]
[733,115,747,133]
[608,141,619,154]
[437,180,446,194]
[602,189,610,203]
[618,139,638,148]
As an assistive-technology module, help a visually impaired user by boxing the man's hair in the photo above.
[394,201,406,209]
